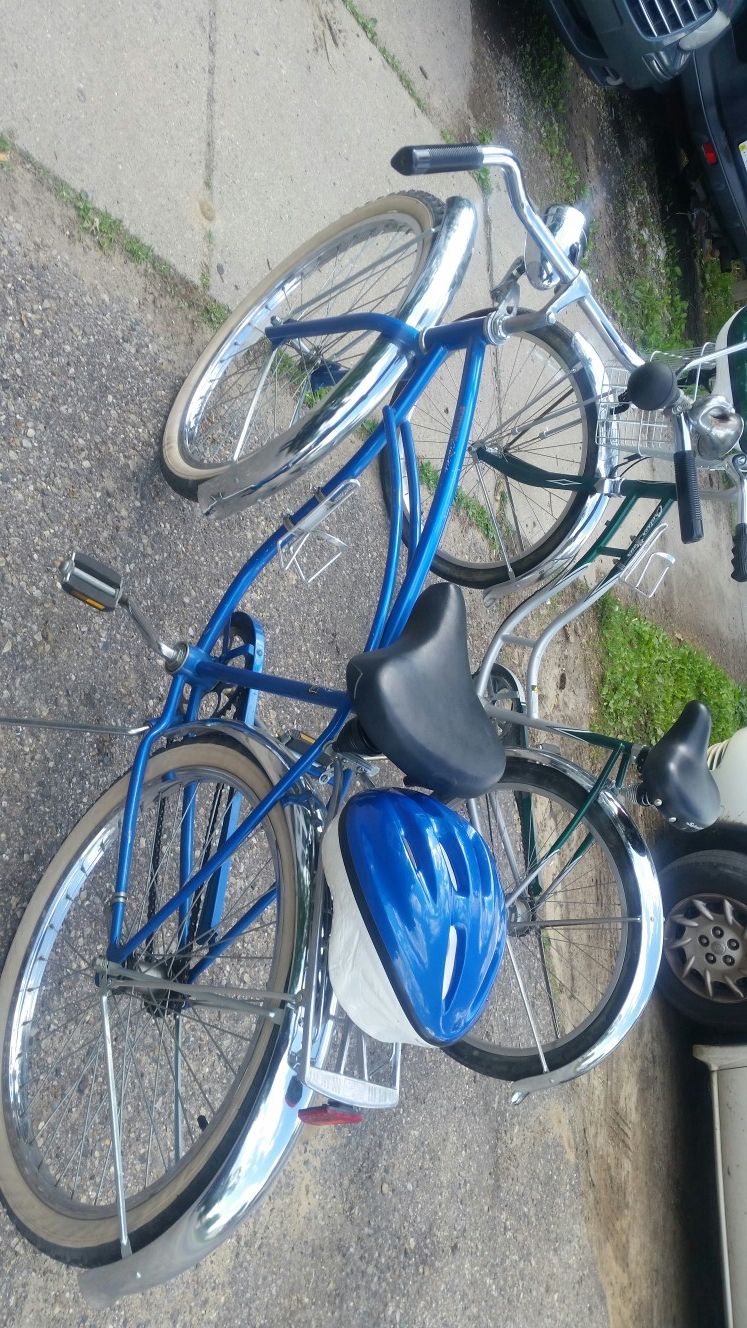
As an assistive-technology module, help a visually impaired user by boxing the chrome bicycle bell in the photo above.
[524,205,588,291]
[688,394,745,460]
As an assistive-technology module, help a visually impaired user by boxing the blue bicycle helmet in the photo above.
[322,788,506,1046]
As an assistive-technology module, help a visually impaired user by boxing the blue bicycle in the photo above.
[0,145,699,1300]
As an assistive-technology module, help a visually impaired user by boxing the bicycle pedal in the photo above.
[59,552,123,612]
[282,730,319,758]
[298,1104,363,1126]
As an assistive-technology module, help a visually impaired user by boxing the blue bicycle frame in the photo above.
[107,312,489,970]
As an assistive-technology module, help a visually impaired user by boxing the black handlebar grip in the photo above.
[391,144,486,176]
[732,523,747,582]
[673,449,704,544]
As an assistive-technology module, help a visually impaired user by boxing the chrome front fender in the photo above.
[80,720,326,1306]
[502,745,663,1104]
[198,195,478,518]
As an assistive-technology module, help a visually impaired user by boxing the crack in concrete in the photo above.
[203,1,218,285]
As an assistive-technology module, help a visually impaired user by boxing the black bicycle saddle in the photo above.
[346,583,506,800]
[639,700,721,831]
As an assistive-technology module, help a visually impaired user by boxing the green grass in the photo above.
[596,596,747,744]
[700,254,739,340]
[0,133,12,165]
[606,240,688,352]
[121,233,154,265]
[201,297,231,330]
[63,189,123,251]
[340,1,428,115]
[303,385,332,410]
[515,15,579,199]
[52,179,226,328]
[606,233,739,353]
[342,3,496,198]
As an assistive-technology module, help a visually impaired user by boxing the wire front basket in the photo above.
[597,341,724,468]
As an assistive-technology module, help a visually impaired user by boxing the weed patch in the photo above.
[419,457,500,549]
[340,1,428,115]
[515,15,579,199]
[606,240,688,352]
[50,173,226,328]
[596,596,747,743]
[201,297,231,330]
[700,255,739,340]
[122,233,154,265]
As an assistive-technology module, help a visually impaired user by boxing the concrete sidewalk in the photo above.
[2,0,519,310]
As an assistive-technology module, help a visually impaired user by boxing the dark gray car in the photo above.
[543,0,742,89]
[680,6,747,264]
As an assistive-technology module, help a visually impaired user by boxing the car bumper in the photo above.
[542,0,692,88]
[680,54,747,261]
[694,1044,747,1328]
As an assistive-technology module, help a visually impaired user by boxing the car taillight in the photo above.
[703,141,719,166]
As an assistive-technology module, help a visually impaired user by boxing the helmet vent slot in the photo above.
[443,927,466,1006]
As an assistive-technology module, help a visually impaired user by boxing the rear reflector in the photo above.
[298,1104,363,1126]
[703,141,719,167]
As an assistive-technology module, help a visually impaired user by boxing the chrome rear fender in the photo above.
[504,745,663,1104]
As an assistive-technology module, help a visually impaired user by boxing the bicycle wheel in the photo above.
[162,192,445,498]
[446,754,645,1080]
[0,738,299,1266]
[379,318,600,588]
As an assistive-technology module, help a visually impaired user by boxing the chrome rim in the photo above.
[464,775,636,1059]
[664,892,747,1003]
[5,760,286,1219]
[184,212,435,468]
[398,332,592,577]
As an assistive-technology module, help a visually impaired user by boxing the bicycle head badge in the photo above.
[321,789,506,1046]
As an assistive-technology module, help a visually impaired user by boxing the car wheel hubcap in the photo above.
[664,892,747,1002]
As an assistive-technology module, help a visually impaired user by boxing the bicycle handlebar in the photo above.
[392,144,487,176]
[393,143,643,370]
[733,525,747,581]
[672,435,704,544]
[392,141,707,544]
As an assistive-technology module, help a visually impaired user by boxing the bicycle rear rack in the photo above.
[294,819,400,1110]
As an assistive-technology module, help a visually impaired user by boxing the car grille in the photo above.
[630,0,714,38]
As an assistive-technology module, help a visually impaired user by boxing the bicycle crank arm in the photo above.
[98,961,297,1021]
[60,552,187,666]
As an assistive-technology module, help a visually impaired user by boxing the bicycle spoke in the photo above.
[504,938,548,1072]
[161,1016,216,1117]
[145,1016,169,1186]
[109,998,171,1179]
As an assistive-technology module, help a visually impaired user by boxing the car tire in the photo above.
[659,850,747,1032]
